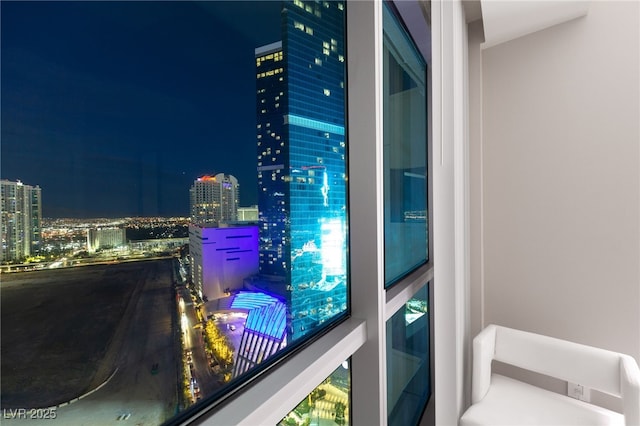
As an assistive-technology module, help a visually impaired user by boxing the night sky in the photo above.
[1,1,282,218]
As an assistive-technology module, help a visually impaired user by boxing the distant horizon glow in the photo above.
[1,1,282,219]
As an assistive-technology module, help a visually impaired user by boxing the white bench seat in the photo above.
[460,374,624,426]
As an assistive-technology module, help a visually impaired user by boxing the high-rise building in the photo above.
[87,228,126,252]
[255,1,348,341]
[0,179,42,262]
[189,174,239,225]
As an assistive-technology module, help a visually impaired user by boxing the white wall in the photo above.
[472,0,640,374]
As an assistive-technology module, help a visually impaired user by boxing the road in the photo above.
[178,287,222,400]
[176,288,249,402]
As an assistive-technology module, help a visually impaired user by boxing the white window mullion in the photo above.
[347,0,389,425]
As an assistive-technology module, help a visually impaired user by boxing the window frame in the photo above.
[382,0,432,290]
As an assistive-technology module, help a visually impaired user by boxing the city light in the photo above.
[320,218,346,279]
[181,313,189,333]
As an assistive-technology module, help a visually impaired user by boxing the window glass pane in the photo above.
[279,360,351,426]
[1,1,348,423]
[386,284,431,425]
[383,2,428,287]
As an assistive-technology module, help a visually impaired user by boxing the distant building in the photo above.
[128,237,188,253]
[87,228,126,252]
[189,224,259,302]
[0,179,42,262]
[237,205,259,222]
[189,174,240,225]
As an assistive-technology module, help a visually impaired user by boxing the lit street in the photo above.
[177,287,220,400]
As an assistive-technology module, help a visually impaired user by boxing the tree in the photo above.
[204,319,235,369]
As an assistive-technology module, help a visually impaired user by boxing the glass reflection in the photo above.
[1,1,348,424]
[386,284,431,426]
[279,360,351,426]
[383,2,428,286]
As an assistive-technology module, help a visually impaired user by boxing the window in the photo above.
[383,2,429,287]
[279,359,351,425]
[382,2,433,425]
[386,283,431,425]
[1,1,348,424]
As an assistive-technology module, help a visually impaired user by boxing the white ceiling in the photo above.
[480,0,590,49]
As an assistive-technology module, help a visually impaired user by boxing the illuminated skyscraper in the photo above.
[87,228,126,252]
[256,1,347,341]
[0,179,42,262]
[189,173,239,225]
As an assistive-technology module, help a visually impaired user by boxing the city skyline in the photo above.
[2,2,353,423]
[1,1,282,218]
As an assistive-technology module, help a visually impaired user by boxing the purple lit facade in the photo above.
[189,224,259,302]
